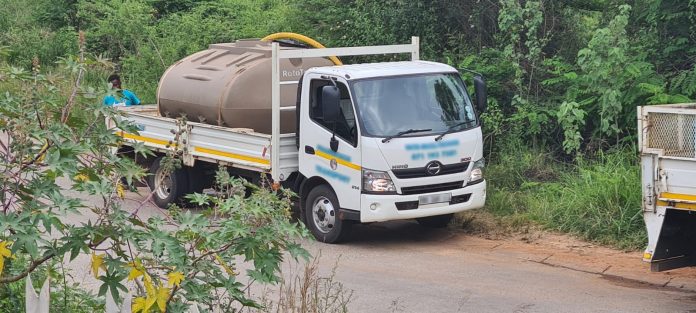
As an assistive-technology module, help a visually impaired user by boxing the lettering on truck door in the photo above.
[299,75,362,212]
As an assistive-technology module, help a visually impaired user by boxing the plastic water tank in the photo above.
[157,39,334,133]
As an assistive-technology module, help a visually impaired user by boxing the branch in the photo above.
[60,31,86,124]
[0,253,54,283]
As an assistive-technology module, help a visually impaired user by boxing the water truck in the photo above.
[111,33,488,243]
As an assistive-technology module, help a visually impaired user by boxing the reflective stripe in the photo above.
[194,146,270,165]
[118,132,269,166]
[659,192,696,202]
[656,200,696,211]
[119,132,173,146]
[314,149,361,171]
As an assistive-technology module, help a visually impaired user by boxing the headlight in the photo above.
[468,158,485,184]
[362,169,396,193]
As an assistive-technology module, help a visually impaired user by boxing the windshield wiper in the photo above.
[434,120,476,141]
[381,128,432,143]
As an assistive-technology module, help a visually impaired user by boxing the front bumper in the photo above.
[359,180,486,223]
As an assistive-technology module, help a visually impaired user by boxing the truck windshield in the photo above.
[351,73,477,138]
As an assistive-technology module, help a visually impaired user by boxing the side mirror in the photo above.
[473,75,487,114]
[321,85,341,122]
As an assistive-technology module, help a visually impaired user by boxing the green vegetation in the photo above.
[1,0,695,309]
[0,32,311,312]
[0,255,104,312]
[485,143,644,249]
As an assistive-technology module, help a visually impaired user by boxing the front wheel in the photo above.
[305,185,352,243]
[148,157,188,208]
[416,213,454,228]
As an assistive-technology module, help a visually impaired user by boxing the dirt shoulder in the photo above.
[450,218,696,292]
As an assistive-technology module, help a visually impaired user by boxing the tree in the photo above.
[0,33,308,312]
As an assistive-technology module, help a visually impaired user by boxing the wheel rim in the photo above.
[155,166,173,200]
[312,196,336,234]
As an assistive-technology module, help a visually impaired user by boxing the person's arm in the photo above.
[124,90,141,105]
[103,95,113,106]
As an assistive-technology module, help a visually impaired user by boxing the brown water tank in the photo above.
[157,39,334,133]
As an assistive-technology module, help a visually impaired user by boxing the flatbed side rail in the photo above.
[269,37,420,181]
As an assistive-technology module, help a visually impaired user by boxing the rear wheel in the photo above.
[148,157,189,208]
[416,213,454,228]
[304,185,352,243]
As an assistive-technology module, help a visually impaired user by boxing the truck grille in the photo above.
[392,162,469,179]
[400,181,464,195]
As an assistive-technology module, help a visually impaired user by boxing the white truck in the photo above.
[112,36,488,243]
[639,103,696,270]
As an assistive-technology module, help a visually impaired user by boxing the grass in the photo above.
[253,255,353,313]
[478,143,646,250]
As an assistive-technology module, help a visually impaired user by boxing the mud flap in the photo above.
[651,208,696,272]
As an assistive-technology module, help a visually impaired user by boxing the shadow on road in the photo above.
[343,221,458,246]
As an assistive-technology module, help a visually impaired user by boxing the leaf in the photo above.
[98,271,128,303]
[127,258,144,281]
[132,297,148,313]
[74,173,89,182]
[117,183,126,199]
[156,284,171,312]
[167,271,184,288]
[140,274,157,312]
[286,243,311,261]
[91,252,106,278]
[214,253,237,276]
[0,241,11,275]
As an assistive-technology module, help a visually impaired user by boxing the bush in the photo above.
[485,145,645,249]
[0,255,104,313]
[0,39,310,312]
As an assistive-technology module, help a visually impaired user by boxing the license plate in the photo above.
[418,193,452,205]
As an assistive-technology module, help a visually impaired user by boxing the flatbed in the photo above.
[110,104,299,178]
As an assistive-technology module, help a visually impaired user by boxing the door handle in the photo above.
[304,145,315,155]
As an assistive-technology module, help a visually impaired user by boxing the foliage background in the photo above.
[1,0,695,308]
[3,0,694,149]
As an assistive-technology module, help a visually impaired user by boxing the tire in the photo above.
[304,185,352,243]
[416,213,454,228]
[148,157,189,208]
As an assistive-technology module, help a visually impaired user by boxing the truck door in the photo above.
[299,75,362,213]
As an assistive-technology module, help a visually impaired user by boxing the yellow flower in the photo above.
[155,283,171,312]
[0,241,12,275]
[74,173,89,182]
[132,297,148,313]
[133,282,171,312]
[116,183,126,199]
[36,141,48,163]
[128,267,144,281]
[90,252,106,278]
[127,260,144,281]
[167,271,184,288]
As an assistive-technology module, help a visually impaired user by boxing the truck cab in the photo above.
[296,61,487,242]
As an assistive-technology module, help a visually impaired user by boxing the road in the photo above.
[310,222,696,313]
[63,186,696,313]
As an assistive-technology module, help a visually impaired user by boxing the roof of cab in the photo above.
[309,61,458,80]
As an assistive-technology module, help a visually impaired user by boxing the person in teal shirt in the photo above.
[103,74,141,107]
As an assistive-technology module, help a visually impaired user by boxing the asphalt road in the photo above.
[305,222,696,313]
[63,186,696,313]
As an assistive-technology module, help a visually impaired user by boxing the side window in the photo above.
[309,79,358,146]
